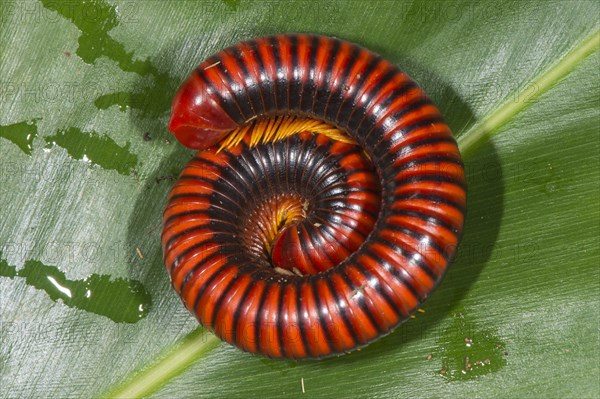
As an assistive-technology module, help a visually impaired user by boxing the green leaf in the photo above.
[1,1,598,398]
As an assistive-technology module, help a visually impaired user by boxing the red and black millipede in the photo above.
[162,34,466,359]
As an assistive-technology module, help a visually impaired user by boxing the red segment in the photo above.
[180,255,229,311]
[213,275,252,343]
[329,272,372,345]
[357,253,418,318]
[257,284,283,358]
[392,198,465,233]
[235,281,267,354]
[326,41,359,110]
[280,283,306,359]
[370,241,435,298]
[298,282,331,358]
[195,266,238,330]
[168,240,220,288]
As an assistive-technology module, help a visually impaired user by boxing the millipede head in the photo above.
[169,73,238,149]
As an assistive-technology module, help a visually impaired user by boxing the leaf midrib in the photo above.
[457,29,600,157]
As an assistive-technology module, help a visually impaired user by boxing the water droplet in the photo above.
[47,276,73,298]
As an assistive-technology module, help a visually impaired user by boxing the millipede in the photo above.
[162,34,466,359]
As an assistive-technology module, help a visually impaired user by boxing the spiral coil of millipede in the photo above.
[163,34,466,359]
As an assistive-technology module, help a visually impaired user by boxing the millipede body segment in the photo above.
[163,34,466,359]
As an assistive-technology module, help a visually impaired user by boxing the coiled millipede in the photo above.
[162,34,466,359]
